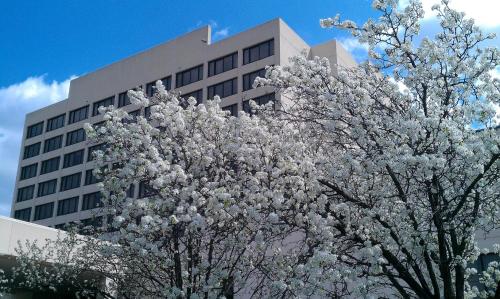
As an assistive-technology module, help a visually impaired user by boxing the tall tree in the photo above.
[254,0,500,297]
[1,0,499,298]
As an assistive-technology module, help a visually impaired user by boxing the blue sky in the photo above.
[0,0,498,216]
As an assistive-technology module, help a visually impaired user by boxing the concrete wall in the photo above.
[310,40,357,75]
[0,216,61,257]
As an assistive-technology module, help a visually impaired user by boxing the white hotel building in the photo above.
[9,18,356,228]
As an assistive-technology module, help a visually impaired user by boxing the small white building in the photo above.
[0,216,105,298]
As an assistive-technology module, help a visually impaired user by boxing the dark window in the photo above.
[144,106,152,119]
[122,109,140,124]
[82,192,102,210]
[14,208,31,222]
[176,65,203,88]
[92,96,114,116]
[85,169,102,185]
[60,172,81,191]
[43,135,63,153]
[118,91,130,108]
[17,185,35,202]
[181,90,203,106]
[63,149,84,168]
[26,122,44,139]
[138,181,156,198]
[66,128,86,146]
[54,223,66,230]
[243,68,266,91]
[81,216,103,229]
[23,142,41,159]
[40,156,60,174]
[222,104,238,117]
[127,184,135,198]
[147,77,172,97]
[68,106,88,124]
[87,143,106,162]
[208,52,238,77]
[243,93,275,115]
[92,121,105,132]
[46,114,65,132]
[146,81,155,97]
[20,163,38,180]
[57,196,79,216]
[161,76,172,91]
[243,39,274,65]
[34,202,54,220]
[207,78,238,99]
[37,179,57,197]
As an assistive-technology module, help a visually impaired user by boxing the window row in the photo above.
[16,170,98,202]
[13,192,101,222]
[14,187,139,222]
[17,163,119,203]
[23,129,86,160]
[19,142,107,184]
[24,39,275,140]
[22,90,272,184]
[242,93,275,115]
[26,108,83,140]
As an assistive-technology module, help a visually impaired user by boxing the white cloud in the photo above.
[0,75,73,109]
[214,27,230,40]
[0,75,74,216]
[208,20,218,29]
[490,67,500,80]
[339,37,369,53]
[399,0,500,28]
[191,20,230,42]
[389,77,410,94]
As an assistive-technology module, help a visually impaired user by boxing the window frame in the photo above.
[87,143,107,162]
[40,156,60,175]
[207,78,238,99]
[66,128,86,146]
[37,179,57,197]
[20,163,38,180]
[23,142,41,159]
[243,39,274,65]
[17,185,35,202]
[46,114,65,132]
[243,93,275,115]
[43,135,63,153]
[82,192,102,211]
[63,149,85,168]
[92,96,115,117]
[60,172,82,192]
[222,103,238,117]
[14,208,31,221]
[175,65,204,88]
[26,122,44,139]
[57,196,79,216]
[208,52,238,77]
[118,91,130,108]
[145,78,173,98]
[84,168,103,186]
[243,68,266,91]
[34,202,54,221]
[68,106,89,125]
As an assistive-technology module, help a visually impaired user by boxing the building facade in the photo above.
[10,18,356,228]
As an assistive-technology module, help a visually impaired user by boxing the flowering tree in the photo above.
[1,0,499,298]
[253,0,499,297]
